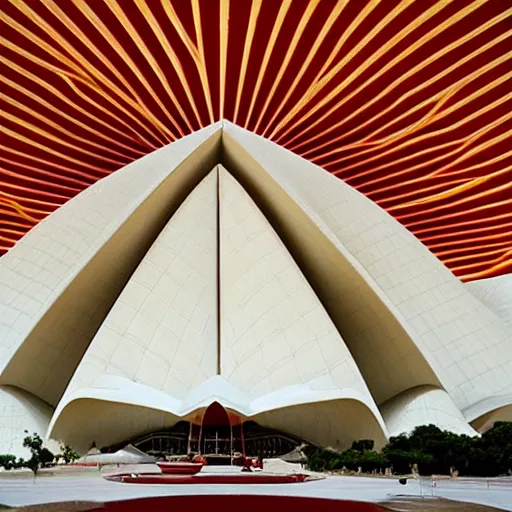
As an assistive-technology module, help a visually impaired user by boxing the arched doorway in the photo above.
[199,402,233,464]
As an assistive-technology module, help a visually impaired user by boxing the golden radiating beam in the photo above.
[1,90,131,161]
[253,0,321,133]
[271,0,416,140]
[277,0,486,146]
[0,220,33,229]
[371,147,512,209]
[437,240,511,258]
[326,83,462,168]
[261,0,349,137]
[444,246,512,264]
[392,164,512,212]
[105,0,193,135]
[404,197,512,232]
[267,0,380,136]
[2,2,91,83]
[0,38,163,149]
[297,10,512,158]
[0,233,23,245]
[233,0,262,124]
[423,220,512,244]
[331,87,512,176]
[60,74,161,149]
[71,0,176,142]
[450,249,512,277]
[0,187,62,208]
[456,251,512,272]
[461,263,512,283]
[1,108,125,167]
[134,0,204,128]
[345,57,512,158]
[334,65,512,185]
[1,124,109,178]
[389,162,512,223]
[0,55,149,152]
[0,162,84,193]
[219,0,229,119]
[368,111,512,201]
[161,0,214,124]
[413,212,512,237]
[244,0,292,129]
[0,145,97,184]
[0,193,38,223]
[7,0,168,145]
[191,0,215,123]
[0,78,143,157]
[439,148,512,180]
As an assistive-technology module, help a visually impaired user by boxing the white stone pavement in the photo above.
[0,473,511,510]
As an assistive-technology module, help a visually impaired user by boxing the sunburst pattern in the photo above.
[1,0,511,280]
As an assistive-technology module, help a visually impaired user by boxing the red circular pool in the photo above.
[91,495,383,512]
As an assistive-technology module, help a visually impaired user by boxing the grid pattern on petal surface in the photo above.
[0,0,511,280]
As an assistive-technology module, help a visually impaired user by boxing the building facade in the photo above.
[1,121,511,457]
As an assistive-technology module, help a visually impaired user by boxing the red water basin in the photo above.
[90,495,382,512]
[105,472,309,484]
[156,462,203,474]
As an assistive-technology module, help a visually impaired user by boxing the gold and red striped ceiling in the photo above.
[1,0,511,281]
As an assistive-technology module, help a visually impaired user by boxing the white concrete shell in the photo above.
[380,386,477,437]
[1,121,511,454]
[219,168,377,405]
[221,121,512,429]
[57,168,218,403]
[0,123,221,407]
[0,386,59,458]
[466,275,512,328]
[48,165,388,451]
[463,275,512,432]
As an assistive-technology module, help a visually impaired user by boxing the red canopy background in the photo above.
[1,0,511,280]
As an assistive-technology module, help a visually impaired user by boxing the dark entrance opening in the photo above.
[200,401,233,465]
[105,414,306,461]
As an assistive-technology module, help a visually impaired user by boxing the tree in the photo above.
[476,422,512,476]
[306,422,512,477]
[22,432,54,476]
[357,450,387,473]
[387,434,411,452]
[351,439,374,452]
[382,448,434,475]
[40,448,55,466]
[59,444,80,464]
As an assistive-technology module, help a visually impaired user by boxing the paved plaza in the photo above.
[1,472,511,511]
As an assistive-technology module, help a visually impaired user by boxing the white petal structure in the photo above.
[0,121,511,455]
[380,386,477,438]
[61,168,218,401]
[0,386,59,458]
[466,275,512,329]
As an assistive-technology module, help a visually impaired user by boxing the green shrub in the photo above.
[306,446,387,473]
[357,450,388,472]
[306,448,339,472]
[0,454,17,470]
